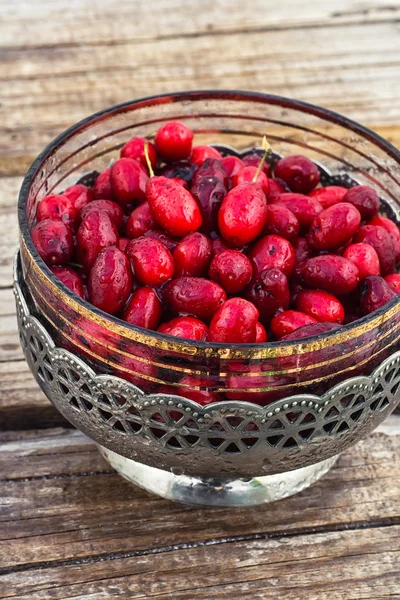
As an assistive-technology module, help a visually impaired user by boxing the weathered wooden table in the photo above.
[1,1,400,597]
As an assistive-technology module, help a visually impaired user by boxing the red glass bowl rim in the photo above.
[18,90,400,353]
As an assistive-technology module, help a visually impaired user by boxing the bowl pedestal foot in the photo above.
[98,445,338,507]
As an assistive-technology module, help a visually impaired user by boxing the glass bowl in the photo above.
[16,91,400,506]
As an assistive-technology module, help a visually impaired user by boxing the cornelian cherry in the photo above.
[127,237,174,287]
[121,137,158,170]
[32,219,74,266]
[231,166,269,195]
[271,310,317,339]
[164,277,226,322]
[147,177,202,237]
[308,202,361,250]
[255,321,267,342]
[384,274,400,294]
[122,287,162,330]
[110,158,148,205]
[369,215,400,262]
[76,211,119,273]
[93,168,113,200]
[250,235,295,278]
[343,243,380,279]
[125,202,157,239]
[209,250,253,295]
[155,121,193,161]
[221,155,245,177]
[173,232,212,277]
[37,194,78,227]
[343,185,380,220]
[80,200,125,232]
[296,290,345,324]
[158,316,209,341]
[218,183,267,247]
[88,246,132,314]
[208,298,259,343]
[190,145,223,166]
[274,155,320,194]
[360,276,396,315]
[309,186,347,208]
[50,266,85,299]
[264,204,299,242]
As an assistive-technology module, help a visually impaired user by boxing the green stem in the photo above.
[144,142,155,177]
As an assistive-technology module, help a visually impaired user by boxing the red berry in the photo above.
[294,237,314,263]
[309,186,347,209]
[158,316,208,341]
[32,219,74,266]
[118,237,130,253]
[255,321,268,342]
[264,204,299,242]
[360,275,396,315]
[110,158,148,205]
[242,153,271,176]
[274,155,320,193]
[171,177,188,188]
[343,243,380,279]
[231,166,269,195]
[122,287,162,330]
[190,145,223,166]
[271,310,317,339]
[384,274,400,294]
[303,255,360,295]
[50,266,85,299]
[211,236,230,257]
[190,176,226,236]
[250,235,295,278]
[125,202,157,239]
[245,268,290,325]
[296,290,345,324]
[281,322,340,341]
[121,137,158,171]
[208,298,259,343]
[88,247,132,314]
[353,225,396,276]
[369,215,400,262]
[146,177,202,237]
[218,183,267,247]
[37,194,78,227]
[127,237,174,287]
[155,121,194,161]
[209,250,253,295]
[221,155,245,178]
[162,376,218,406]
[143,229,179,252]
[343,185,380,220]
[173,232,212,277]
[63,184,93,213]
[164,277,226,322]
[80,200,124,232]
[93,168,113,200]
[273,192,323,230]
[76,211,119,273]
[191,158,226,187]
[268,178,289,200]
[308,202,361,250]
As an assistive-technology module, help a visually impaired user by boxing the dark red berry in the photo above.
[158,316,208,341]
[359,275,396,315]
[384,274,400,294]
[218,183,267,246]
[369,215,400,262]
[343,243,380,279]
[294,237,314,263]
[353,225,396,276]
[127,237,174,287]
[155,121,193,161]
[209,250,253,295]
[250,235,295,278]
[343,185,380,220]
[118,237,130,253]
[303,255,360,295]
[146,177,202,236]
[93,168,113,200]
[76,211,119,273]
[32,219,74,266]
[80,200,124,232]
[190,176,227,236]
[268,178,289,200]
[281,322,340,341]
[50,266,85,298]
[309,186,347,208]
[190,145,223,166]
[208,298,259,343]
[231,166,269,195]
[308,202,361,250]
[88,247,132,314]
[125,202,157,239]
[37,194,78,227]
[122,287,162,330]
[242,153,271,176]
[274,155,320,194]
[245,268,290,325]
[255,321,267,342]
[221,155,245,178]
[211,236,230,257]
[121,137,158,170]
[264,204,299,242]
[271,310,317,339]
[296,290,345,324]
[273,193,323,231]
[173,232,212,277]
[157,161,197,185]
[110,158,148,205]
[64,184,93,212]
[143,229,179,252]
[191,158,226,187]
[164,277,227,322]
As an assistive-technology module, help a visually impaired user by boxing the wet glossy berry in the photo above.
[50,266,85,298]
[255,321,267,342]
[37,194,78,227]
[88,246,132,314]
[80,200,125,232]
[245,267,290,325]
[303,255,360,295]
[122,287,162,330]
[221,155,245,178]
[264,204,299,242]
[147,177,202,236]
[242,153,271,176]
[157,161,197,185]
[343,185,380,220]
[118,237,130,253]
[76,211,119,273]
[190,176,226,236]
[274,155,320,193]
[359,275,396,315]
[250,235,295,278]
[268,178,289,200]
[354,225,396,276]
[384,274,400,294]
[93,168,113,200]
[208,298,259,343]
[190,145,223,166]
[155,121,193,161]
[211,236,231,257]
[143,229,179,252]
[121,137,158,170]
[110,158,148,205]
[231,166,269,195]
[294,237,314,263]
[32,219,74,266]
[127,236,174,286]
[209,250,253,295]
[158,316,209,341]
[64,184,93,212]
[308,202,361,250]
[281,322,340,341]
[191,158,226,187]
[308,185,348,208]
[218,183,267,247]
[173,232,212,277]
[343,243,380,279]
[369,215,400,262]
[125,202,157,239]
[271,310,317,339]
[273,192,323,231]
[164,277,226,321]
[296,290,345,324]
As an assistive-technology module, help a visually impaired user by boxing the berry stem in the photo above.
[252,136,271,183]
[144,142,155,177]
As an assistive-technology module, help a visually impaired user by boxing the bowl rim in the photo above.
[18,89,400,357]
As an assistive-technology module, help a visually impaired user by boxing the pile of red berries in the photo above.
[31,120,400,344]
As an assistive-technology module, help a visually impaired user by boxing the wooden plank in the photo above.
[0,178,20,287]
[0,427,399,575]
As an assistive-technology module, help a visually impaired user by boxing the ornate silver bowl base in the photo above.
[98,445,338,507]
